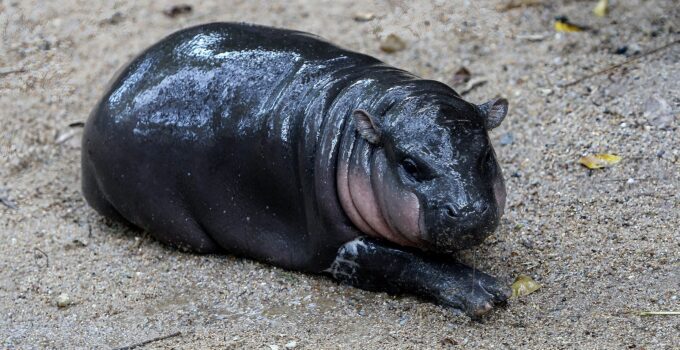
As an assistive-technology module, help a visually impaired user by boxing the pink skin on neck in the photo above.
[336,148,423,247]
[337,160,377,236]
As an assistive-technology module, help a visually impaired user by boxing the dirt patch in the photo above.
[1,0,678,348]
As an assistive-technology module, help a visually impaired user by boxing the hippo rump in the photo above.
[82,22,511,317]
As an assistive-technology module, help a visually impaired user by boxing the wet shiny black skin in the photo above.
[82,23,510,315]
[83,23,400,268]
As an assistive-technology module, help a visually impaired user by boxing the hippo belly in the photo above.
[82,22,511,317]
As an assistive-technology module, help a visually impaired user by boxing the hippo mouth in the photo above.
[337,144,425,247]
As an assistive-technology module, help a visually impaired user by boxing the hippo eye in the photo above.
[401,158,421,181]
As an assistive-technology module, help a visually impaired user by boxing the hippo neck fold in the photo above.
[336,135,423,247]
[331,77,433,247]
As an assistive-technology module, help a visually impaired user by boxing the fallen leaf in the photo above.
[163,4,192,18]
[440,337,458,345]
[593,0,608,17]
[554,16,586,32]
[451,67,471,86]
[380,34,406,53]
[578,154,622,169]
[511,275,541,298]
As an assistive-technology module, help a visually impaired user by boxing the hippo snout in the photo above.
[428,200,499,251]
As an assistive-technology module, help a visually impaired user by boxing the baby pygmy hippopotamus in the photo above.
[82,22,511,317]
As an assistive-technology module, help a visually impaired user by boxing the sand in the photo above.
[1,0,678,349]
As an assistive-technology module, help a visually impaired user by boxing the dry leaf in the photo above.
[380,34,406,53]
[511,274,541,298]
[578,154,622,169]
[554,16,586,32]
[593,0,608,17]
[451,67,472,86]
[163,4,192,18]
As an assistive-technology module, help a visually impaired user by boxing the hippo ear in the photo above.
[479,98,509,130]
[352,109,382,144]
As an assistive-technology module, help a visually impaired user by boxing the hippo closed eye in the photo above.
[82,22,510,317]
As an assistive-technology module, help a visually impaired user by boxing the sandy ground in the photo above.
[1,0,678,348]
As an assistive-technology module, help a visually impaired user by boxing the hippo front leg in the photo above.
[326,238,510,317]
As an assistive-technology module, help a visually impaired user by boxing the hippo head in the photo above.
[339,95,508,253]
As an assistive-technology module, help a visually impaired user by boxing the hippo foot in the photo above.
[434,267,511,318]
[326,237,510,318]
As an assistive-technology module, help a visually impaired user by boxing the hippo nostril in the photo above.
[444,204,460,218]
[445,202,489,220]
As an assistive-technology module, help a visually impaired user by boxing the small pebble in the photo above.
[628,43,642,55]
[284,341,297,349]
[500,132,514,146]
[613,46,628,55]
[399,315,409,326]
[103,12,124,25]
[353,12,375,22]
[56,293,71,308]
[521,238,535,249]
[539,88,553,96]
[642,95,674,129]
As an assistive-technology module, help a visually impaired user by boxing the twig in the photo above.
[596,177,657,183]
[496,0,543,12]
[638,311,679,316]
[561,39,680,87]
[113,331,182,350]
[55,130,78,144]
[33,247,49,268]
[516,33,549,42]
[460,78,487,96]
[637,192,674,199]
[0,67,26,78]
